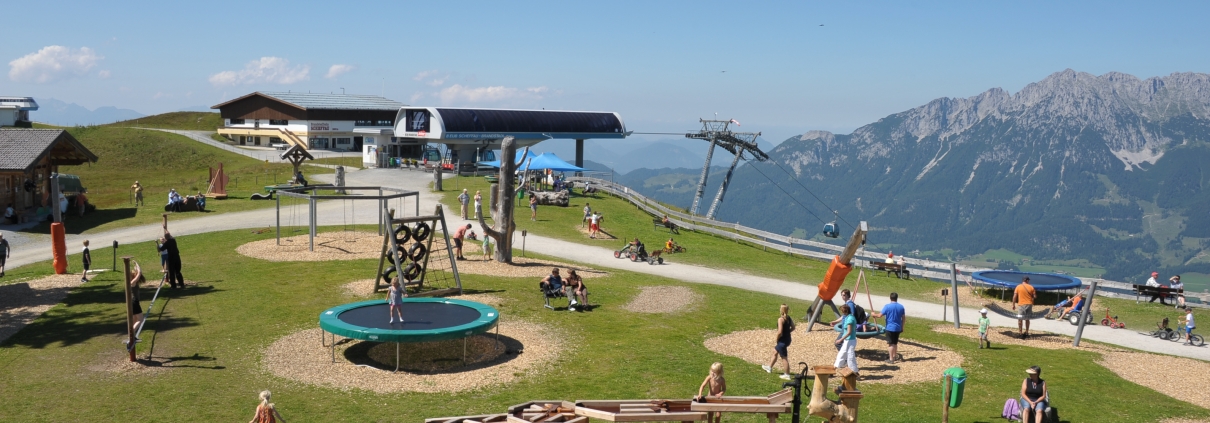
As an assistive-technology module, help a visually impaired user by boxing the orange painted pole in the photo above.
[51,222,67,274]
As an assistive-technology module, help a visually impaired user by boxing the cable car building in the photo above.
[393,107,628,170]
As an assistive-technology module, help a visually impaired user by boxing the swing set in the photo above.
[274,186,419,251]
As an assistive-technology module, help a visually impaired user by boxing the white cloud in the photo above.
[325,64,355,79]
[437,84,550,104]
[8,46,103,84]
[97,70,111,79]
[208,57,310,86]
[413,69,450,86]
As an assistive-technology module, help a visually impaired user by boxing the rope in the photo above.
[127,268,168,352]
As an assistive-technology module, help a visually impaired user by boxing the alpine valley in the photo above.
[628,70,1210,286]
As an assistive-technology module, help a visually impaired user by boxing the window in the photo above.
[269,137,282,144]
[269,119,288,125]
[355,119,394,126]
[335,138,352,145]
[229,118,245,125]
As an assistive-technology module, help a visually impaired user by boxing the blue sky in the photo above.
[4,1,1209,144]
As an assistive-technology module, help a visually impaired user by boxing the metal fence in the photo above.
[568,176,1207,304]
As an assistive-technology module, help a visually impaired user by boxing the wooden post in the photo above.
[123,257,135,362]
[942,374,952,423]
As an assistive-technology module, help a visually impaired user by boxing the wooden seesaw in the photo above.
[426,389,795,423]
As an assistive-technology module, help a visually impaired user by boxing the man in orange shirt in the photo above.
[1012,276,1037,338]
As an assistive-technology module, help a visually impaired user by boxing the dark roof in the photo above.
[0,129,98,173]
[212,92,404,111]
[435,109,624,134]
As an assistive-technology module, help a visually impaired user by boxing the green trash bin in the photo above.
[942,367,966,408]
[517,187,526,199]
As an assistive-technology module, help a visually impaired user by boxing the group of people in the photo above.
[165,188,206,213]
[539,267,588,311]
[1145,271,1187,308]
[457,189,483,220]
[582,203,604,238]
[761,292,907,380]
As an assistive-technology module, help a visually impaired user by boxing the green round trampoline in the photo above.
[318,298,499,371]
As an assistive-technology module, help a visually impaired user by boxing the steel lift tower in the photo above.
[686,119,770,219]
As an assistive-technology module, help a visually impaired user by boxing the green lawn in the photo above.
[109,111,223,131]
[0,228,1205,422]
[22,126,328,235]
[437,176,1197,338]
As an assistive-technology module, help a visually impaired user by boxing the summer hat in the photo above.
[980,308,988,314]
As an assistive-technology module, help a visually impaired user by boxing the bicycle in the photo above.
[1174,327,1204,346]
[1100,308,1126,329]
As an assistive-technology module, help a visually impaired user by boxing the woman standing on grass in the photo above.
[762,304,795,380]
[473,190,482,220]
[250,390,286,423]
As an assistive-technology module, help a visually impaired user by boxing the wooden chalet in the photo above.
[0,129,98,215]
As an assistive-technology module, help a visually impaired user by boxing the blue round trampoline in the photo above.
[971,270,1082,291]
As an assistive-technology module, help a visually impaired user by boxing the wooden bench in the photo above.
[653,218,680,234]
[1132,284,1183,304]
[871,262,909,279]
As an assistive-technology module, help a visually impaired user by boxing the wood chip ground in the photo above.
[622,286,702,314]
[704,328,962,385]
[1099,351,1210,410]
[237,231,385,261]
[261,320,565,393]
[931,324,1120,352]
[1,274,94,344]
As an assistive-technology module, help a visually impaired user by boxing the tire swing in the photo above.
[412,222,431,242]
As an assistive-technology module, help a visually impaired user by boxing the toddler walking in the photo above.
[81,240,91,282]
[978,308,990,349]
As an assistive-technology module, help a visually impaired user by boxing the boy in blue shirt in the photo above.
[872,292,906,364]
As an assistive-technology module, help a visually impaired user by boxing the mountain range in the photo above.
[626,70,1210,284]
[32,98,145,126]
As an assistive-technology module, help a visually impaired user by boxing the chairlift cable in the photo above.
[745,159,832,226]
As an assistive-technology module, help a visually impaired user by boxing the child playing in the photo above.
[978,308,991,349]
[695,362,726,422]
[388,280,405,324]
[482,235,494,261]
[1181,307,1196,345]
[81,240,91,282]
[249,390,287,423]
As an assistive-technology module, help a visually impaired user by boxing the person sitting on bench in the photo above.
[1170,275,1186,308]
[565,269,587,310]
[1145,271,1170,305]
[294,170,308,187]
[661,215,680,234]
[539,267,565,296]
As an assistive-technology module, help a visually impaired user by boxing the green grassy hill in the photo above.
[109,111,222,131]
[35,126,326,234]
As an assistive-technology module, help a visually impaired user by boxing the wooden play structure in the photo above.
[280,144,314,177]
[807,365,864,423]
[426,389,795,423]
[205,163,229,199]
[805,221,869,330]
[374,204,462,296]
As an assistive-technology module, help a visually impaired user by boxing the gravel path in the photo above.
[261,320,564,393]
[622,286,702,314]
[704,329,963,385]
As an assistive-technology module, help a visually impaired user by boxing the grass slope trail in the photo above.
[109,111,222,131]
[25,126,328,234]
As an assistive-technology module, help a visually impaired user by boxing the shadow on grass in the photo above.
[19,207,139,235]
[136,353,225,370]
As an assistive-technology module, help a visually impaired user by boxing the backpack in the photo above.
[853,305,868,325]
[1001,398,1021,421]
